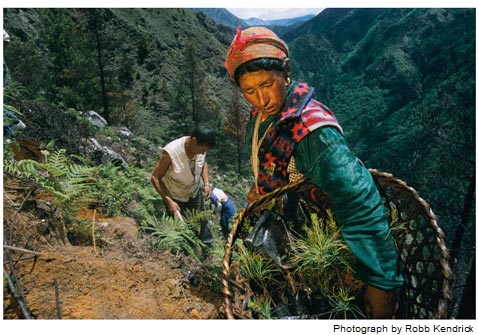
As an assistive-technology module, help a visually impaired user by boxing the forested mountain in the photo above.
[189,8,314,30]
[285,9,475,311]
[189,8,248,31]
[3,8,243,172]
[243,14,315,27]
[3,8,475,317]
[191,9,316,37]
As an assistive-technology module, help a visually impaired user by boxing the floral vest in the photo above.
[253,82,342,198]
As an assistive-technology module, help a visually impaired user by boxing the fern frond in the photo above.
[147,213,205,262]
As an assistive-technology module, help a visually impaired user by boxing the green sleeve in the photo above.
[294,126,404,290]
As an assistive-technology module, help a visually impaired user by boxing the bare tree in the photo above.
[224,91,247,175]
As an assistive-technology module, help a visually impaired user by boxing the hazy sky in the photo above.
[226,8,324,20]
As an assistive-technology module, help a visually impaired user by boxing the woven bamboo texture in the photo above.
[221,169,453,319]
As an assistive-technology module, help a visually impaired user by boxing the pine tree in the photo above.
[38,9,100,110]
[224,91,247,175]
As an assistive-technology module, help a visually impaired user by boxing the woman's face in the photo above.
[238,69,287,118]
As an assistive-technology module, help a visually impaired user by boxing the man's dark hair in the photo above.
[191,126,216,147]
[234,58,288,85]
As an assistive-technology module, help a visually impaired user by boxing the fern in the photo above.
[5,149,98,219]
[143,214,205,262]
[182,208,214,229]
[94,163,160,223]
[4,158,39,180]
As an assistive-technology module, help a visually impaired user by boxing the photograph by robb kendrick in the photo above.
[332,324,475,335]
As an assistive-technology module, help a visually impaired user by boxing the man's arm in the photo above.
[151,151,179,215]
[202,162,212,200]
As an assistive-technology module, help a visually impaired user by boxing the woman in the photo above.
[224,26,403,318]
[151,126,216,250]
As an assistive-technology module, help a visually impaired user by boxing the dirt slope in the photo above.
[3,175,224,320]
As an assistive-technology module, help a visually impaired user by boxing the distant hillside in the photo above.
[3,8,241,171]
[285,9,475,286]
[244,14,315,27]
[189,8,248,31]
[4,8,235,122]
[190,9,316,33]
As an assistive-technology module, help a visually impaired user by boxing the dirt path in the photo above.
[5,246,221,319]
[3,175,223,320]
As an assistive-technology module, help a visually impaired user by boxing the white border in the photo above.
[2,2,477,334]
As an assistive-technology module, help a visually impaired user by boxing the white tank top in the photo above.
[162,136,205,202]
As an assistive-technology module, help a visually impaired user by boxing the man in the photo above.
[209,187,235,240]
[151,126,216,250]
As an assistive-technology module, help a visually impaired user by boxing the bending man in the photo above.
[151,126,216,251]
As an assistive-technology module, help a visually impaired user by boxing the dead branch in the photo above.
[92,208,98,256]
[54,279,62,319]
[3,245,42,256]
[3,255,38,266]
[8,185,36,246]
[3,266,33,319]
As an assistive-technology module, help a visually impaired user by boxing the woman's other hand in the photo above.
[363,285,397,319]
[247,185,261,203]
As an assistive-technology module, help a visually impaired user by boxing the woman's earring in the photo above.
[286,77,291,88]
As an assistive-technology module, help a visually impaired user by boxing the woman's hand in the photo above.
[165,198,180,216]
[363,285,397,319]
[247,185,261,203]
[204,183,212,200]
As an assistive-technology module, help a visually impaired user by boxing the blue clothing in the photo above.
[3,108,19,136]
[210,189,236,239]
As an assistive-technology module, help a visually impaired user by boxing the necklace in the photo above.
[251,112,272,194]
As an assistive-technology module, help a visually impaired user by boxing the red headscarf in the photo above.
[224,26,289,80]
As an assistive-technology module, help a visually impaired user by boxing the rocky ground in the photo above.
[3,174,224,320]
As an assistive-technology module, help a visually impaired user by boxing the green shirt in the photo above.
[245,108,403,290]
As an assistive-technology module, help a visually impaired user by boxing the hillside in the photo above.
[243,14,315,27]
[189,8,247,31]
[3,8,249,173]
[285,9,475,299]
[3,173,222,319]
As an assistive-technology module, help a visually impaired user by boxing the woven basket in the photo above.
[221,169,453,319]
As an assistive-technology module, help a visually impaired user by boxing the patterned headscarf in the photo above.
[224,26,289,80]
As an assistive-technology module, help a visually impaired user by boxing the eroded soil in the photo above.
[3,175,224,320]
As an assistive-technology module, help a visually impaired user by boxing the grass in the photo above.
[234,210,365,319]
[236,242,281,290]
[290,212,357,294]
[327,288,365,319]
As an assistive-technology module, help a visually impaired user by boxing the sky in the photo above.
[3,0,477,12]
[226,8,324,20]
